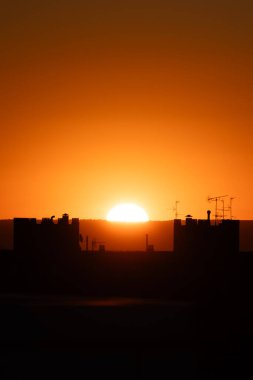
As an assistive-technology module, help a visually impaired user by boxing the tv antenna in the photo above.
[167,200,180,220]
[229,197,235,219]
[174,200,180,219]
[207,195,228,224]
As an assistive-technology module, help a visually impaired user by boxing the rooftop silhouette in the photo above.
[0,210,247,378]
[0,210,238,300]
[174,210,240,256]
[14,213,81,257]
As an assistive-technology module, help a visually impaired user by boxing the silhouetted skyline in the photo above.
[2,215,253,251]
[0,210,241,299]
[0,0,252,371]
[0,208,248,377]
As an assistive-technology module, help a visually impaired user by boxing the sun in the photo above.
[106,203,149,223]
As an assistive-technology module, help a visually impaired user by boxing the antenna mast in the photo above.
[167,200,180,220]
[207,195,228,224]
[229,197,235,219]
[174,200,180,219]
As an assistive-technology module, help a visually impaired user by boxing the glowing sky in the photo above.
[1,1,252,219]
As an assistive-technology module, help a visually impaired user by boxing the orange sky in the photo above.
[0,1,252,220]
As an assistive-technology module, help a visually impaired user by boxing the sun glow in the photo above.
[106,203,149,223]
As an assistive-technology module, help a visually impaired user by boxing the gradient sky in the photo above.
[1,0,252,220]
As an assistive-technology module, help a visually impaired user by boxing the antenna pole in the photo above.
[175,200,180,219]
[229,197,235,219]
[207,195,228,225]
[221,199,225,220]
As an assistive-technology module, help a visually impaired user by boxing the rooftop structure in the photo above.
[174,211,240,255]
[14,213,80,256]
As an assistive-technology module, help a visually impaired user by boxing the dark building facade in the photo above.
[14,213,80,256]
[174,211,240,256]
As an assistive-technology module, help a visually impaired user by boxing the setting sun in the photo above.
[106,203,149,223]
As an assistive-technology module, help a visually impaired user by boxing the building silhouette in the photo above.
[6,209,242,300]
[14,213,80,256]
[174,210,240,255]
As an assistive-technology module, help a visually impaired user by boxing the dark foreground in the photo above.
[0,294,243,379]
[0,250,251,378]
